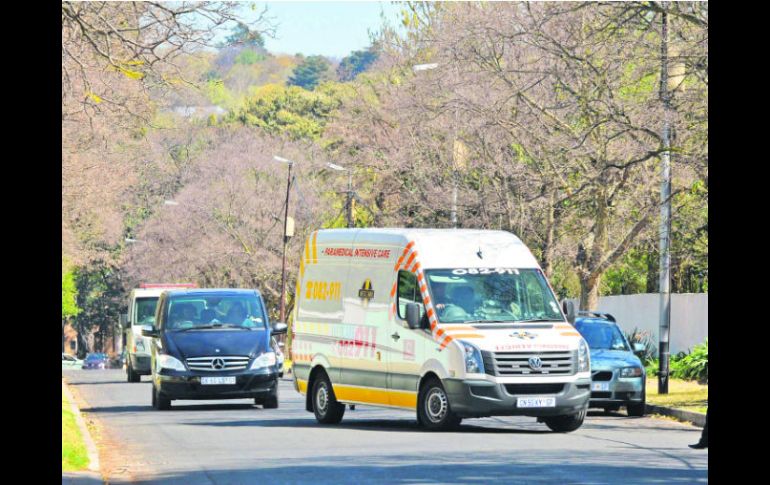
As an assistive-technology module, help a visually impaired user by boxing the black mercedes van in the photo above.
[142,288,287,410]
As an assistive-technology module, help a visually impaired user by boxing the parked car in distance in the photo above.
[573,312,646,416]
[62,353,83,369]
[83,353,110,370]
[143,288,287,410]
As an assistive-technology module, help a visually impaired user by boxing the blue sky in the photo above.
[250,1,405,59]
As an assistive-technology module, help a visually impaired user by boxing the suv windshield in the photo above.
[574,321,629,351]
[134,297,159,326]
[163,294,266,331]
[425,268,564,324]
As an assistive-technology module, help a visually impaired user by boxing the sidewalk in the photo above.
[62,380,103,484]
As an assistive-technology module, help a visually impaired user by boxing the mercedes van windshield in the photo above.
[162,294,268,331]
[425,268,564,323]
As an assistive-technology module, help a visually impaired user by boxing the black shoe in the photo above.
[689,442,707,449]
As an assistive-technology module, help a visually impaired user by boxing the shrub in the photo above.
[671,339,708,383]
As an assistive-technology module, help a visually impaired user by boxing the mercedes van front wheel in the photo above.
[312,374,345,424]
[127,360,140,383]
[418,378,461,431]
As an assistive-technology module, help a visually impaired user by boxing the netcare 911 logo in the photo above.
[511,330,538,340]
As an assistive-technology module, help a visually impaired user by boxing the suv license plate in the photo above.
[201,376,236,385]
[517,397,556,408]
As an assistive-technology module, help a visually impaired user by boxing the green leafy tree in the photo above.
[287,56,333,90]
[337,48,379,81]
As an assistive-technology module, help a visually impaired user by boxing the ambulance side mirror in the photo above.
[405,303,421,329]
[561,300,576,324]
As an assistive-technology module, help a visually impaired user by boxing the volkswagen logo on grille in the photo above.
[528,356,543,370]
[211,358,225,370]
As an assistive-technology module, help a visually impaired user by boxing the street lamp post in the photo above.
[274,156,295,324]
[413,62,459,228]
[326,163,353,228]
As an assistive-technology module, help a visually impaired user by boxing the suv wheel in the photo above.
[312,373,345,424]
[417,378,461,431]
[263,383,279,409]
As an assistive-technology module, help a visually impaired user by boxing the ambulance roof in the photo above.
[315,228,540,270]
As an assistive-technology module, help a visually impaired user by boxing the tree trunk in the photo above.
[579,276,600,311]
[541,189,556,278]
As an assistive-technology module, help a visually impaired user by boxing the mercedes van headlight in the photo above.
[461,341,484,374]
[158,354,186,371]
[250,351,276,370]
[577,339,590,373]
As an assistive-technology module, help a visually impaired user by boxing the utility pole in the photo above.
[274,156,294,324]
[658,4,672,394]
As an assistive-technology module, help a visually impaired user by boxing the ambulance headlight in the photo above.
[250,351,276,370]
[578,338,590,373]
[461,341,484,374]
[157,354,186,372]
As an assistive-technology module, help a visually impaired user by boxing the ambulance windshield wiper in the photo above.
[514,318,564,323]
[464,319,515,324]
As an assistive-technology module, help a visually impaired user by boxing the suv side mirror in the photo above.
[119,313,128,328]
[272,322,288,334]
[141,325,158,338]
[405,303,421,329]
[561,300,576,324]
[633,343,645,354]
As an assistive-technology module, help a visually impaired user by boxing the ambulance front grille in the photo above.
[482,350,576,376]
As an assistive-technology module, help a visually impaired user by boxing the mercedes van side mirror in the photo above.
[561,300,576,324]
[272,322,288,334]
[633,343,645,354]
[119,313,128,328]
[141,325,158,338]
[406,303,421,329]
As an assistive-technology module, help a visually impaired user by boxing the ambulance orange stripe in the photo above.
[416,272,424,282]
[420,284,427,293]
[426,308,435,319]
[446,333,484,339]
[436,328,445,338]
[390,282,397,298]
[560,332,581,337]
[405,251,418,268]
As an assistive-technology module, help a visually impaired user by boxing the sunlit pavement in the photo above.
[63,369,707,484]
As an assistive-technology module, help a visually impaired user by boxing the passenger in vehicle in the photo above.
[200,308,218,324]
[452,286,477,315]
[225,302,248,325]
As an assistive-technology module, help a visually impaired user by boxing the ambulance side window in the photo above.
[397,270,421,319]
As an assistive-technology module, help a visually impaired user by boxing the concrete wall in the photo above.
[567,293,708,354]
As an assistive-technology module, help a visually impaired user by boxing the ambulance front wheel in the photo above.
[312,373,345,424]
[418,377,461,431]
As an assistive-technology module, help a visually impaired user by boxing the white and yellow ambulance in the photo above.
[290,229,591,431]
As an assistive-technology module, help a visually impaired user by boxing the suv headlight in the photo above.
[250,351,277,370]
[577,338,590,373]
[621,367,644,378]
[157,354,186,371]
[460,341,484,374]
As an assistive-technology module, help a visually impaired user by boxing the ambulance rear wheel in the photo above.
[127,360,140,383]
[312,374,345,424]
[418,378,461,431]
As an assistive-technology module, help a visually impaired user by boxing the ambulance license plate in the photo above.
[517,397,556,408]
[592,382,610,391]
[201,376,236,385]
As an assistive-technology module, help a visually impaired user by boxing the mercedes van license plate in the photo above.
[517,397,556,408]
[201,376,236,385]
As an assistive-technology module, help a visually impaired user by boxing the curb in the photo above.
[62,381,100,473]
[646,404,706,427]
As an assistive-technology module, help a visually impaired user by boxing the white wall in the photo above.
[567,293,708,354]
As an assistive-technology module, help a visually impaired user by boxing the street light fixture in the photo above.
[412,62,459,228]
[326,163,354,229]
[273,155,295,324]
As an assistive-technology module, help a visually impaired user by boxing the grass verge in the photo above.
[647,378,708,414]
[62,388,89,472]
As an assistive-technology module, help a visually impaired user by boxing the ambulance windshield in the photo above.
[424,268,564,324]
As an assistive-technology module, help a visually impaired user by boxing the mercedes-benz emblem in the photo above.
[211,358,225,370]
[528,356,543,370]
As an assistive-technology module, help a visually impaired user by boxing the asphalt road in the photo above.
[63,369,707,484]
